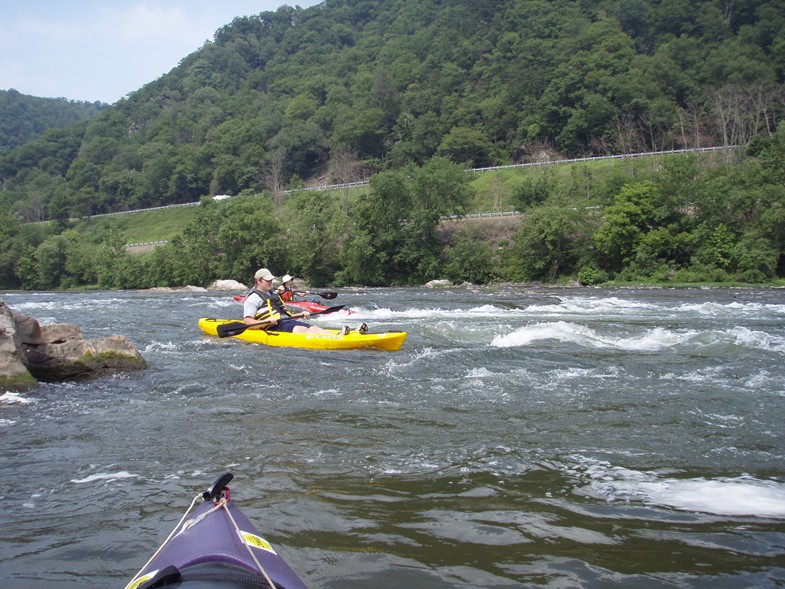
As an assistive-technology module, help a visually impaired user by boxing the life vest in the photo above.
[248,289,291,321]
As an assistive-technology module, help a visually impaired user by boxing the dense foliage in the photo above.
[2,0,784,222]
[2,132,784,290]
[1,0,784,290]
[0,89,105,152]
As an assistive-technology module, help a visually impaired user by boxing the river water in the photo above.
[1,286,784,588]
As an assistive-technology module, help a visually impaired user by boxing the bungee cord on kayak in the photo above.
[125,473,308,589]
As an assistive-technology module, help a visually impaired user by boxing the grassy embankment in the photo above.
[74,151,719,253]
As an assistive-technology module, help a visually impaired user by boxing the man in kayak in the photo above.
[244,268,333,334]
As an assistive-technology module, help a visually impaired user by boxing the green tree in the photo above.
[132,143,177,208]
[750,121,785,185]
[654,153,700,205]
[164,201,225,286]
[510,173,554,210]
[437,127,495,167]
[628,226,694,279]
[332,105,387,161]
[504,206,589,282]
[443,225,497,284]
[65,156,102,195]
[732,232,778,281]
[93,228,128,289]
[284,190,344,286]
[340,157,472,285]
[61,230,98,288]
[691,222,736,271]
[594,181,659,271]
[217,197,287,284]
[20,234,68,289]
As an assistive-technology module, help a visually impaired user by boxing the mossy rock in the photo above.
[0,372,39,392]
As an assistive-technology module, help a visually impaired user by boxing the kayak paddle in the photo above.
[296,290,338,300]
[217,305,346,338]
[217,319,272,338]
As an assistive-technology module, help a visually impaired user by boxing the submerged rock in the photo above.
[0,301,146,391]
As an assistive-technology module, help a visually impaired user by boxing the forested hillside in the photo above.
[2,0,783,221]
[0,89,105,152]
[1,0,784,290]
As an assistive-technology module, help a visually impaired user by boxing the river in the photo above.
[1,286,784,588]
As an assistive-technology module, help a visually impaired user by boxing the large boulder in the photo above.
[424,279,453,288]
[0,305,37,391]
[211,279,246,291]
[0,301,146,391]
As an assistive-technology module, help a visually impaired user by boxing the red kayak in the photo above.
[233,295,355,315]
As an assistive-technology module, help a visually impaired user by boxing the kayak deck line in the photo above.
[125,473,309,589]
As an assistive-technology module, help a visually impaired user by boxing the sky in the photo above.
[0,0,323,104]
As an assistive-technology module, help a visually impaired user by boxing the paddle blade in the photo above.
[317,292,338,299]
[216,321,250,338]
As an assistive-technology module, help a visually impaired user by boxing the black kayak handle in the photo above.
[202,472,233,502]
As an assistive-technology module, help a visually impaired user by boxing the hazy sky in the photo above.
[1,0,323,104]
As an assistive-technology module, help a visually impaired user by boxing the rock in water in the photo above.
[0,301,147,391]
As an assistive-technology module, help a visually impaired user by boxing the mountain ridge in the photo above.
[2,0,783,222]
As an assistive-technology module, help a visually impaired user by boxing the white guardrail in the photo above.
[124,240,169,248]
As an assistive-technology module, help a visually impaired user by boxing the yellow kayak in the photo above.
[198,318,407,351]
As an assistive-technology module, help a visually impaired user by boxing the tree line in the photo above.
[1,125,783,290]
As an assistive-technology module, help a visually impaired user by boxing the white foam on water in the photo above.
[685,409,744,429]
[646,478,785,517]
[144,341,180,353]
[71,471,139,484]
[490,322,695,350]
[616,327,698,350]
[661,366,727,383]
[469,304,513,315]
[390,346,462,374]
[227,363,252,371]
[728,326,785,352]
[548,366,622,381]
[465,367,495,378]
[318,300,785,350]
[212,298,239,309]
[9,297,129,313]
[490,321,785,354]
[527,296,659,315]
[351,304,509,321]
[572,459,785,518]
[520,296,785,323]
[680,301,785,317]
[491,321,596,348]
[313,388,342,397]
[743,370,773,389]
[0,391,35,405]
